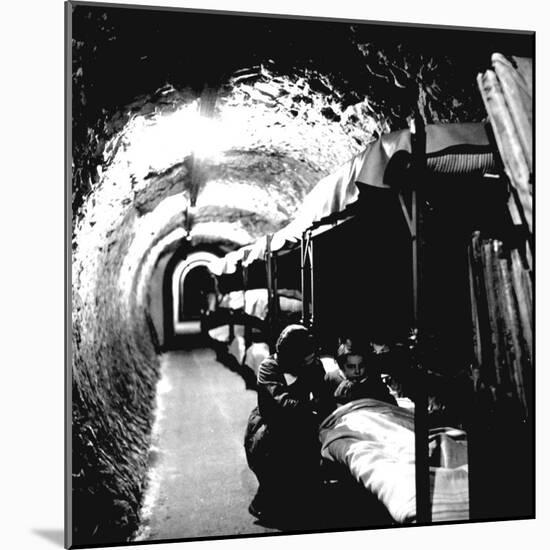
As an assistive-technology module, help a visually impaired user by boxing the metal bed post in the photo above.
[410,115,432,525]
[266,234,276,352]
[272,249,280,328]
[242,263,251,349]
[309,231,315,331]
[300,229,314,329]
[300,231,308,327]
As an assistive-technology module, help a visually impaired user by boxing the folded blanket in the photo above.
[219,289,301,321]
[319,398,469,524]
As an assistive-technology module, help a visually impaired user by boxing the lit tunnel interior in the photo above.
[70,5,532,545]
[173,253,218,322]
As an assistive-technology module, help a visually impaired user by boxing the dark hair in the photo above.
[336,338,370,368]
[276,324,315,366]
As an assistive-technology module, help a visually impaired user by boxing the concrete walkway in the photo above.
[137,348,279,542]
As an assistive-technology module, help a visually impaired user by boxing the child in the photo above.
[325,339,397,406]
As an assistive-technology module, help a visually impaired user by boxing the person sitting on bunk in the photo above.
[325,338,398,407]
[244,324,334,524]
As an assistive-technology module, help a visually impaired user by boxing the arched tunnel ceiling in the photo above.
[72,6,532,292]
[72,5,533,233]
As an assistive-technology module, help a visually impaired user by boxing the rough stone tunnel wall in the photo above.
[70,5,532,545]
[71,123,190,542]
[70,80,376,544]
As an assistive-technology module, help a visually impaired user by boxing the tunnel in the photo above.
[173,252,218,323]
[69,4,533,546]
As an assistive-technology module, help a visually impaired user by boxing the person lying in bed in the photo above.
[325,338,397,406]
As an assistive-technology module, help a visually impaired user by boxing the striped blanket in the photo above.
[319,399,469,523]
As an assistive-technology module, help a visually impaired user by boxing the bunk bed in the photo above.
[205,53,532,525]
[319,398,469,523]
[206,288,301,373]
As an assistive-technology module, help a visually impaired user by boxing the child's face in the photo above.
[342,354,367,381]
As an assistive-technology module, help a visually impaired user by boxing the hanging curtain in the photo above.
[469,54,533,420]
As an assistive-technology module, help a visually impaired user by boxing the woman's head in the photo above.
[276,324,316,373]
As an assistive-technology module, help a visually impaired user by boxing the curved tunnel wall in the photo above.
[71,166,191,543]
[71,78,373,544]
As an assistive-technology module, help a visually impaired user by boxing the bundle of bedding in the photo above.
[319,398,469,524]
[218,289,302,321]
[211,289,301,371]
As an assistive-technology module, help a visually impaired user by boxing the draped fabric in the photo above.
[268,150,365,250]
[468,55,533,421]
[319,399,469,524]
[209,245,254,276]
[218,289,301,321]
[356,122,495,189]
[477,54,533,232]
[211,121,498,277]
[468,231,532,420]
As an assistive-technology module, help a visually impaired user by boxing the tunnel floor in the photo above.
[137,348,279,542]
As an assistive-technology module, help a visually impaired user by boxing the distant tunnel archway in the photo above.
[171,250,220,337]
